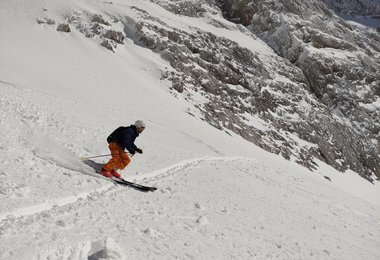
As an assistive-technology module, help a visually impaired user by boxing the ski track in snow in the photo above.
[0,156,250,221]
[1,157,379,260]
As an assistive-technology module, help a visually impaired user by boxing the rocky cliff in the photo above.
[165,0,380,181]
[149,0,380,181]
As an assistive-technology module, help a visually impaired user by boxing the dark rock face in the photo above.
[207,0,380,181]
[104,30,124,44]
[92,14,111,26]
[57,23,71,32]
[120,0,380,181]
[218,0,256,25]
[321,0,380,16]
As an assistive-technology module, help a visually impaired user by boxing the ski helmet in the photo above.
[135,120,146,128]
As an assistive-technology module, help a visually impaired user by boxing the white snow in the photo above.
[241,112,271,132]
[359,96,380,111]
[0,0,379,259]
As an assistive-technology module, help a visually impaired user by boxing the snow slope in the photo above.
[0,0,379,259]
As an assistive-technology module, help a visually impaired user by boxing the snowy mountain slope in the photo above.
[9,0,379,182]
[0,0,380,259]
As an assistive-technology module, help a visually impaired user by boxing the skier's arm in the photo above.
[121,129,138,154]
[126,142,138,154]
[122,135,137,154]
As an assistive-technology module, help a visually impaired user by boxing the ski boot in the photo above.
[110,169,121,179]
[100,168,113,178]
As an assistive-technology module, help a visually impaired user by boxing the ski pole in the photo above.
[80,152,134,160]
[80,154,111,160]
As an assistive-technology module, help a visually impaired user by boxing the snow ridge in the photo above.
[0,156,253,222]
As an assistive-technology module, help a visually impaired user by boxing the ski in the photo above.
[113,178,157,192]
[81,159,156,192]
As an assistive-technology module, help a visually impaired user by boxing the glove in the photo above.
[135,148,143,154]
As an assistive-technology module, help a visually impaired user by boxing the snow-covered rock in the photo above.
[88,237,125,260]
[156,0,380,181]
[322,0,380,17]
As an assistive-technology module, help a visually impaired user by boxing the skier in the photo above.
[100,120,145,178]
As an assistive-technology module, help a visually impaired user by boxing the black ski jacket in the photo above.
[107,125,139,154]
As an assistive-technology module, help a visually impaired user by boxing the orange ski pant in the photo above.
[103,143,131,172]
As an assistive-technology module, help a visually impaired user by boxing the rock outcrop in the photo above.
[57,23,71,32]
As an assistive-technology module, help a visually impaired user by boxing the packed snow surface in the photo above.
[0,0,379,259]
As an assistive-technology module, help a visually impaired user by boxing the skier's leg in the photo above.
[119,150,131,170]
[102,143,123,172]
